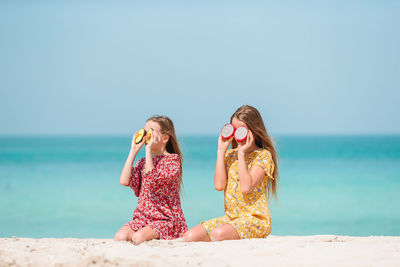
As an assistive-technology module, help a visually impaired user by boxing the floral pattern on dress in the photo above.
[124,153,188,240]
[201,148,274,239]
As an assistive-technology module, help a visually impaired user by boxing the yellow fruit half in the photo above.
[135,128,146,144]
[145,128,153,145]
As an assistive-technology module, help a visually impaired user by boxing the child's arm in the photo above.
[145,144,154,173]
[214,134,233,191]
[144,131,162,173]
[237,131,266,195]
[238,153,266,195]
[120,132,145,186]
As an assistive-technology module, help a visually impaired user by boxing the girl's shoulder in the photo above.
[250,149,273,166]
[166,153,180,159]
[252,148,274,179]
[161,153,180,162]
[254,148,272,158]
[139,154,180,165]
[252,148,274,169]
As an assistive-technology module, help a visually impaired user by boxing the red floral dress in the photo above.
[124,153,188,239]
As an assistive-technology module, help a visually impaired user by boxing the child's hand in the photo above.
[131,131,145,152]
[145,131,161,152]
[237,130,254,155]
[218,134,233,152]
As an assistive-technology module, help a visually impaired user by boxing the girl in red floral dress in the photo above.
[114,116,188,244]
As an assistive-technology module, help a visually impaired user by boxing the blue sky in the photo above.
[0,0,399,136]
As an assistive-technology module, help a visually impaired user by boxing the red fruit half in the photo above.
[221,123,235,139]
[234,126,248,142]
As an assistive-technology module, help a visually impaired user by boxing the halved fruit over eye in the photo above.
[234,126,248,142]
[135,128,146,144]
[145,128,153,145]
[221,123,235,139]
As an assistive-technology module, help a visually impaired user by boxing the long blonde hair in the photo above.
[146,115,183,192]
[230,105,279,198]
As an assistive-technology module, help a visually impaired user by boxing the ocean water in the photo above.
[0,135,399,238]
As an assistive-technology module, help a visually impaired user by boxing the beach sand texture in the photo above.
[1,235,399,266]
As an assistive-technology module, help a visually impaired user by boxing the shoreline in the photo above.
[1,235,399,266]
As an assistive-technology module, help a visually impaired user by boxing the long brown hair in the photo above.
[230,105,279,198]
[146,115,184,192]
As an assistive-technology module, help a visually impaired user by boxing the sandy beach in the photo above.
[1,235,399,266]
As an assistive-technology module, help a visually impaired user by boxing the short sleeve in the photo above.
[129,157,145,197]
[254,149,274,180]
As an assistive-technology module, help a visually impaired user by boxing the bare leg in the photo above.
[114,226,136,241]
[210,224,240,241]
[131,227,158,245]
[183,224,211,242]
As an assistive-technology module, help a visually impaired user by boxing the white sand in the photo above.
[1,235,399,266]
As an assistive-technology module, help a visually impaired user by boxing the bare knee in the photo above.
[183,225,210,242]
[210,224,240,241]
[114,231,130,241]
[131,232,143,244]
[132,231,156,245]
[183,229,195,242]
[210,228,224,241]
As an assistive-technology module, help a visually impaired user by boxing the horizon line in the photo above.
[1,133,400,138]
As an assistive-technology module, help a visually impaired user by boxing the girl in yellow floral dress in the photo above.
[184,105,279,241]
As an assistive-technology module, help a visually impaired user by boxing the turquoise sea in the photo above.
[0,136,399,238]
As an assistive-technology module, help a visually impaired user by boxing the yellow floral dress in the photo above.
[201,148,275,239]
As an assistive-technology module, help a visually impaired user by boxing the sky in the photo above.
[0,0,399,136]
